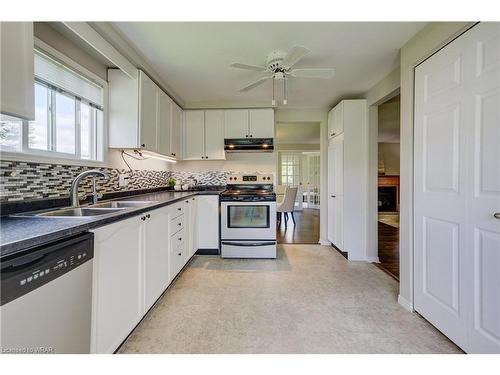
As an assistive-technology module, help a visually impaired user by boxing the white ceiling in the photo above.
[276,122,320,144]
[111,22,425,109]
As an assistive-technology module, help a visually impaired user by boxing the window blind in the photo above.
[34,51,103,107]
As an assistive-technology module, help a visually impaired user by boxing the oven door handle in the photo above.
[221,241,276,247]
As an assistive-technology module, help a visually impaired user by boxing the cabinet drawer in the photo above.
[170,202,184,218]
[170,241,187,278]
[171,228,185,249]
[170,214,185,234]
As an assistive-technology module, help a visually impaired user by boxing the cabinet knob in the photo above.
[146,214,150,219]
[141,216,146,221]
[141,143,146,147]
[331,195,336,198]
[249,134,253,138]
[205,156,208,159]
[192,198,195,200]
[201,156,204,159]
[245,134,248,138]
[171,153,176,157]
[178,207,182,211]
[178,253,182,256]
[178,237,182,241]
[178,222,182,226]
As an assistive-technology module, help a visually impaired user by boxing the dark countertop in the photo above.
[0,189,224,259]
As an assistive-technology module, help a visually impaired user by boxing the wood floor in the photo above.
[376,221,400,280]
[277,208,319,244]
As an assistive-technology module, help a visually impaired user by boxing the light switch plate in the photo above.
[118,173,128,187]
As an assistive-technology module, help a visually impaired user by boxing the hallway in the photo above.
[276,208,320,244]
[119,244,460,354]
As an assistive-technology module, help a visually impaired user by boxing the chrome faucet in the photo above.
[70,170,110,207]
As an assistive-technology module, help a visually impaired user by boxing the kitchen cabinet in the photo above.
[143,207,170,311]
[170,102,183,159]
[224,109,274,139]
[169,202,186,278]
[249,109,274,138]
[0,22,34,120]
[327,101,344,139]
[109,69,182,159]
[197,196,220,250]
[157,90,172,156]
[184,110,225,160]
[327,99,368,260]
[185,196,198,258]
[91,216,143,354]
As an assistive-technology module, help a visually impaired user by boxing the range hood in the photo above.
[224,138,274,153]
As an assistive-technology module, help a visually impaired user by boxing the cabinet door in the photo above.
[327,107,336,139]
[157,91,172,157]
[144,207,170,311]
[0,22,34,120]
[249,109,274,138]
[332,101,344,137]
[204,110,226,160]
[138,71,158,152]
[184,196,198,257]
[197,196,220,249]
[91,217,142,354]
[183,110,205,160]
[170,103,183,158]
[224,109,249,138]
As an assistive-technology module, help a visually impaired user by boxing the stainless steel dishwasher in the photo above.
[1,233,94,354]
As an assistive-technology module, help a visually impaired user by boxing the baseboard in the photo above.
[398,294,414,311]
[366,256,380,263]
[319,238,330,246]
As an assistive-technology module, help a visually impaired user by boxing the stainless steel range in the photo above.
[220,173,276,259]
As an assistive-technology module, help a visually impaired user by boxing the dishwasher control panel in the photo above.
[0,233,94,306]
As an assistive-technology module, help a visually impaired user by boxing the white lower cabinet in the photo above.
[90,216,143,354]
[91,200,202,353]
[197,196,220,250]
[143,207,170,312]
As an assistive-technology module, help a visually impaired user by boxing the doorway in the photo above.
[275,121,321,244]
[375,94,400,280]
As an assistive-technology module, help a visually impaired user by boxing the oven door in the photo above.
[220,201,276,240]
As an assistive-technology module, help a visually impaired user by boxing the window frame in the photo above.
[0,38,108,166]
[278,152,302,186]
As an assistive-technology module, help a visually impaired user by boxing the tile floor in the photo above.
[119,244,462,354]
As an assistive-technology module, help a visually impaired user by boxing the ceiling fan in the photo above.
[230,45,335,105]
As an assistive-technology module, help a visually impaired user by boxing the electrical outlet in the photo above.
[118,173,129,187]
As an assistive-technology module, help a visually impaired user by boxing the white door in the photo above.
[157,91,172,156]
[204,110,225,160]
[143,207,170,311]
[249,109,274,138]
[91,217,143,354]
[414,23,500,353]
[224,109,249,138]
[170,103,183,158]
[183,110,205,160]
[138,71,158,152]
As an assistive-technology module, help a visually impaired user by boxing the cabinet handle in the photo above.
[201,156,204,159]
[331,195,336,198]
[171,153,176,157]
[178,253,182,256]
[205,156,208,159]
[178,223,182,226]
[494,213,500,219]
[192,198,195,200]
[178,207,182,211]
[178,237,182,241]
[146,214,150,219]
[245,135,248,138]
[141,216,146,221]
[249,134,253,138]
[185,200,189,203]
[141,143,146,147]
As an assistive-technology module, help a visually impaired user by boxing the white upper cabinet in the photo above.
[184,109,225,160]
[109,69,182,159]
[224,109,274,139]
[170,102,183,159]
[224,109,249,139]
[204,110,225,160]
[0,22,34,120]
[328,101,344,139]
[138,71,158,152]
[249,109,274,138]
[184,110,205,160]
[157,90,172,156]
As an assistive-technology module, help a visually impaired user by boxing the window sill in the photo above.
[0,150,108,168]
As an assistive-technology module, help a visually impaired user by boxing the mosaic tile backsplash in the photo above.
[0,160,229,202]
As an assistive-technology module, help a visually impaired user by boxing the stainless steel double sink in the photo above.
[18,200,157,218]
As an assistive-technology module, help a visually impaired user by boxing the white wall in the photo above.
[378,142,400,175]
[398,22,474,310]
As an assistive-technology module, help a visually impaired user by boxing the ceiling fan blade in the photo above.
[239,76,272,92]
[289,68,335,79]
[230,62,267,72]
[282,46,310,68]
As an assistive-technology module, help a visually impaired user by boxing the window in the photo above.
[279,153,301,186]
[0,50,104,161]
